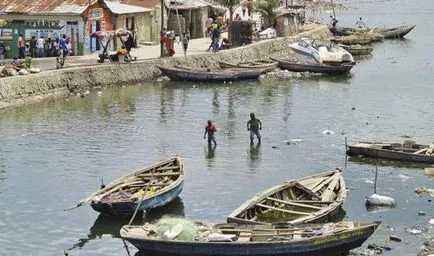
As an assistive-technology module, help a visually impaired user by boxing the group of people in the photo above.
[205,14,229,52]
[204,113,262,147]
[329,16,366,35]
[17,34,72,60]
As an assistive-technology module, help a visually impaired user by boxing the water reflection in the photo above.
[347,155,429,169]
[247,143,261,169]
[68,197,185,251]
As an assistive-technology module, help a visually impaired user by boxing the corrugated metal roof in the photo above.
[105,1,151,14]
[0,0,155,15]
[168,0,213,9]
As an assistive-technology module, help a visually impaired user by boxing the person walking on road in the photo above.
[17,34,25,59]
[247,113,262,144]
[204,120,217,146]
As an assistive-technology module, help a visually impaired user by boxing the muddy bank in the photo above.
[0,25,331,110]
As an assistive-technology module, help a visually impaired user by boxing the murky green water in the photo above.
[0,1,433,255]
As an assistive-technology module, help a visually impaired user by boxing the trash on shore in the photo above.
[415,186,434,197]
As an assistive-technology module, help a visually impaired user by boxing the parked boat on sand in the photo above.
[272,58,354,74]
[120,219,380,256]
[71,156,185,216]
[227,169,346,225]
[346,140,434,163]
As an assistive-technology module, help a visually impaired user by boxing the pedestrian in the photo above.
[36,36,45,57]
[355,17,365,28]
[330,15,338,35]
[247,112,262,144]
[205,17,213,37]
[17,34,25,59]
[181,31,189,53]
[0,41,6,65]
[234,13,242,21]
[242,2,246,17]
[204,120,217,146]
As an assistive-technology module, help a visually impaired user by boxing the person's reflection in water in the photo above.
[205,144,216,160]
[248,142,261,168]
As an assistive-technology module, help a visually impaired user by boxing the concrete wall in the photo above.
[0,25,331,110]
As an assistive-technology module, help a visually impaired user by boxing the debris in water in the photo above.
[425,168,434,177]
[429,219,434,225]
[365,194,396,207]
[406,228,422,235]
[322,130,334,135]
[418,211,426,216]
[351,107,356,110]
[415,186,434,197]
[389,235,402,242]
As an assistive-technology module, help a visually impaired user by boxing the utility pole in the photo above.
[160,0,164,57]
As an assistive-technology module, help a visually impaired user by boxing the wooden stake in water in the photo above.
[374,165,378,194]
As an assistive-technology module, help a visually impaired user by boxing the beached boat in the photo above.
[346,141,434,163]
[331,31,384,45]
[272,58,354,74]
[289,38,354,64]
[72,156,185,216]
[218,60,278,72]
[227,169,346,225]
[338,44,373,55]
[157,66,240,82]
[120,219,380,256]
[373,25,416,39]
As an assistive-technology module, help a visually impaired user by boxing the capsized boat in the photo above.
[227,169,347,225]
[289,38,354,65]
[120,218,380,256]
[346,140,434,163]
[69,156,185,216]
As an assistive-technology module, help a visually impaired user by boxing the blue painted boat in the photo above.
[157,66,240,82]
[121,220,380,256]
[76,156,184,217]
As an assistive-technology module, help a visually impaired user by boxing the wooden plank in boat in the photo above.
[293,182,321,200]
[310,173,337,194]
[256,203,310,215]
[321,173,341,201]
[138,172,180,177]
[237,232,252,242]
[266,197,323,210]
[156,165,179,171]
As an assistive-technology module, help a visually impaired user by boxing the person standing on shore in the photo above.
[17,34,25,59]
[204,120,217,146]
[355,17,365,28]
[247,113,262,144]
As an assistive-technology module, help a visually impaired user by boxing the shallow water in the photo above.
[1,0,433,255]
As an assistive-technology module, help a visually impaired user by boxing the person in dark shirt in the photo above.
[204,120,217,146]
[247,113,262,144]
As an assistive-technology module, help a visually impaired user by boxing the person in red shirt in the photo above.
[204,120,217,146]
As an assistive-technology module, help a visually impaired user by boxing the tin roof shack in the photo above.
[0,0,89,57]
[275,6,305,37]
[167,0,215,39]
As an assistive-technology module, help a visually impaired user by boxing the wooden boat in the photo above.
[331,31,384,45]
[338,44,373,56]
[174,64,263,80]
[272,58,354,74]
[120,219,380,256]
[373,25,416,39]
[73,156,185,216]
[227,169,346,225]
[218,60,278,72]
[346,141,434,163]
[157,66,240,82]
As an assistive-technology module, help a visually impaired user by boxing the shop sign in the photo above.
[0,28,13,40]
[24,19,65,29]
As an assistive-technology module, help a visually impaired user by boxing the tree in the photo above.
[217,0,242,43]
[255,0,279,29]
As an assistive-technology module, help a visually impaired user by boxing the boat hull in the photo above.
[375,25,416,39]
[122,222,379,256]
[347,145,434,163]
[274,59,354,74]
[91,180,184,216]
[157,66,239,82]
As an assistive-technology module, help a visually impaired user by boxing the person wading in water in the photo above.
[247,113,262,144]
[204,120,217,146]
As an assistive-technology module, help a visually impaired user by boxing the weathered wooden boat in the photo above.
[157,66,240,82]
[331,31,384,45]
[373,25,416,39]
[272,58,354,74]
[218,60,278,72]
[346,141,434,163]
[338,44,373,56]
[71,156,185,216]
[174,64,263,80]
[120,219,380,256]
[227,169,346,225]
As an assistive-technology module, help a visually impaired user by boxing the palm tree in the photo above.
[217,0,242,43]
[255,0,280,29]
